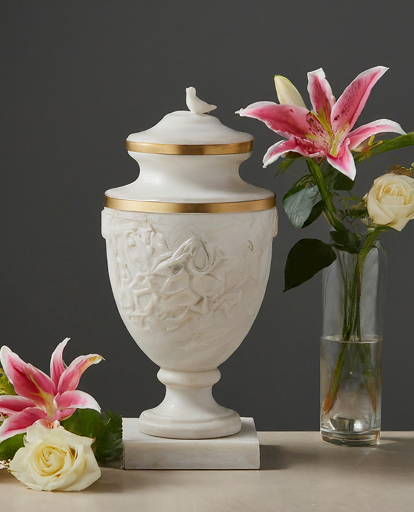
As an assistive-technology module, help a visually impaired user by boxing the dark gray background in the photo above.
[1,1,414,431]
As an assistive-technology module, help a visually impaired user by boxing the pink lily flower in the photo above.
[0,338,102,442]
[237,66,406,179]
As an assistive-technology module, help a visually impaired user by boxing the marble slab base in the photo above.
[123,417,260,469]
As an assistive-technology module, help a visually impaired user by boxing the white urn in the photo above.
[102,89,278,439]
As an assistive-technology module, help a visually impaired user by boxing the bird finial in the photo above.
[186,87,217,115]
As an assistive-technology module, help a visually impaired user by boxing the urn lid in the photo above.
[126,87,254,155]
[104,88,276,214]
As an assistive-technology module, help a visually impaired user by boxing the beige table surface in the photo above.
[1,431,413,512]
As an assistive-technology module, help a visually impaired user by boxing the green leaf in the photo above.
[61,409,123,463]
[330,170,355,191]
[330,229,361,254]
[283,183,319,229]
[93,411,123,462]
[284,238,337,291]
[302,199,325,228]
[277,158,295,175]
[348,204,368,219]
[0,368,15,396]
[0,434,24,461]
[276,152,304,176]
[354,132,414,164]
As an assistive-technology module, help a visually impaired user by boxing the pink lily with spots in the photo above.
[237,66,405,179]
[0,339,102,442]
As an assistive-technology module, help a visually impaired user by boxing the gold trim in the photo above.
[104,195,276,213]
[125,140,254,155]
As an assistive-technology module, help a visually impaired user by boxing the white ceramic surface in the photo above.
[105,153,273,203]
[125,110,253,145]
[102,99,277,439]
[185,87,217,114]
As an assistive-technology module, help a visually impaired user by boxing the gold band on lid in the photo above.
[104,194,276,214]
[125,140,254,155]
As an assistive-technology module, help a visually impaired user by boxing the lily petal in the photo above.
[0,346,56,409]
[237,101,317,140]
[55,390,101,413]
[307,68,335,124]
[54,408,76,422]
[331,66,388,135]
[348,119,406,150]
[274,75,307,108]
[50,337,70,387]
[326,140,356,180]
[0,407,47,442]
[263,138,322,167]
[0,395,36,416]
[57,354,103,394]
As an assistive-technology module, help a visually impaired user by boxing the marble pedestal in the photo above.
[123,417,260,469]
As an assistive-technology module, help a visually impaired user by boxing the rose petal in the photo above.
[0,346,56,409]
[0,407,47,442]
[366,189,395,225]
[390,218,411,231]
[61,445,101,491]
[381,194,405,206]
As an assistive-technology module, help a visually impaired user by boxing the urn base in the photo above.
[124,417,259,469]
[138,368,241,439]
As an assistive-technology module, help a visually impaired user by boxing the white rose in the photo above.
[9,422,101,491]
[366,173,414,231]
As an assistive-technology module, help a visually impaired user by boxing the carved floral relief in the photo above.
[102,212,258,332]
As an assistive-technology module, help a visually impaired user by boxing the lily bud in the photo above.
[274,75,307,108]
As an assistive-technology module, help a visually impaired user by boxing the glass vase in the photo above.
[320,244,386,446]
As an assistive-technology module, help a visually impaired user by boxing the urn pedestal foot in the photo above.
[138,368,241,439]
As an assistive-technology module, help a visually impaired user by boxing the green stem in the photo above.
[322,343,351,414]
[357,343,378,412]
[307,159,345,232]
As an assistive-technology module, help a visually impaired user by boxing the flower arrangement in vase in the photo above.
[238,66,414,446]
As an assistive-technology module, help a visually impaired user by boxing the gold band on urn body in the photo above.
[104,194,276,214]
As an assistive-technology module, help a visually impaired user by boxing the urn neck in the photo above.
[106,152,274,203]
[137,153,247,195]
